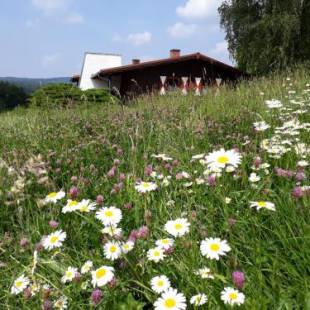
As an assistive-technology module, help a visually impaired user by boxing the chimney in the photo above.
[132,59,140,65]
[170,49,181,58]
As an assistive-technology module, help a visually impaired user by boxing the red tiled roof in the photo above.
[92,52,246,78]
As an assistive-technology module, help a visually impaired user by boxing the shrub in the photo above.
[29,83,117,108]
[0,81,28,111]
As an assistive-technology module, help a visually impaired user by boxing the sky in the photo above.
[0,0,231,78]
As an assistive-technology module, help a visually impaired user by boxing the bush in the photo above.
[29,83,117,108]
[0,81,28,111]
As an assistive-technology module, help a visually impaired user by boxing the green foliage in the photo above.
[219,0,310,75]
[0,81,28,111]
[29,83,117,108]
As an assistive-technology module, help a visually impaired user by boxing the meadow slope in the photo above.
[0,69,310,309]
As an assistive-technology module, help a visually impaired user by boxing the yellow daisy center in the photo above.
[164,298,176,308]
[69,200,78,207]
[157,280,164,287]
[15,281,23,288]
[229,292,238,300]
[162,239,169,244]
[47,192,57,198]
[80,205,88,212]
[142,182,151,188]
[123,244,129,250]
[257,201,266,207]
[105,210,113,217]
[50,236,59,244]
[210,243,220,251]
[174,223,182,230]
[217,155,229,164]
[110,245,117,253]
[154,250,160,257]
[66,271,73,277]
[96,268,106,279]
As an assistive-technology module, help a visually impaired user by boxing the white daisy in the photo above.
[103,241,122,261]
[205,149,242,170]
[121,241,135,254]
[61,266,78,283]
[95,206,122,226]
[62,199,80,213]
[190,293,208,306]
[194,267,214,279]
[81,260,93,274]
[265,99,283,109]
[135,181,158,193]
[101,225,122,237]
[253,121,270,131]
[164,218,190,237]
[250,201,275,211]
[191,153,206,161]
[54,296,68,309]
[151,154,173,161]
[200,238,231,260]
[78,199,96,213]
[147,247,165,263]
[249,173,261,183]
[91,266,115,287]
[154,288,186,310]
[151,275,171,293]
[155,238,174,250]
[43,230,66,251]
[11,274,30,294]
[221,287,245,306]
[44,190,65,204]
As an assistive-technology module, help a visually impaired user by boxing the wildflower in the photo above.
[69,186,79,199]
[151,275,171,293]
[154,288,186,310]
[48,220,59,229]
[42,230,66,251]
[91,266,115,287]
[232,271,245,289]
[191,153,205,161]
[78,199,96,213]
[225,197,231,204]
[292,186,303,199]
[81,260,93,274]
[103,241,122,261]
[11,274,30,294]
[190,293,208,306]
[194,267,214,279]
[61,267,78,283]
[101,226,122,237]
[44,190,65,204]
[147,247,165,263]
[91,288,103,306]
[250,201,275,211]
[253,121,270,131]
[62,199,80,213]
[20,237,29,248]
[54,296,68,309]
[121,241,134,254]
[200,238,231,260]
[164,218,190,237]
[135,181,158,193]
[156,238,174,250]
[265,99,282,109]
[96,195,104,205]
[249,172,261,183]
[96,206,122,226]
[297,160,308,167]
[221,287,245,306]
[137,225,149,239]
[152,154,173,161]
[43,300,53,310]
[205,148,242,170]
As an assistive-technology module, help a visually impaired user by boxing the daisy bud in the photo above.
[108,277,117,289]
[96,195,104,205]
[144,165,153,176]
[91,288,103,306]
[114,159,121,166]
[20,237,29,248]
[43,299,53,310]
[48,220,59,229]
[107,167,116,178]
[123,202,133,210]
[119,173,126,182]
[69,186,79,199]
[23,288,32,300]
[232,271,245,289]
[292,186,303,199]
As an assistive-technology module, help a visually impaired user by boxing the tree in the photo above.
[0,81,28,111]
[219,0,310,75]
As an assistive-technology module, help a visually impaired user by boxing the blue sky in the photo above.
[0,0,231,78]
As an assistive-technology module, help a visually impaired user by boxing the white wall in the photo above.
[79,53,122,90]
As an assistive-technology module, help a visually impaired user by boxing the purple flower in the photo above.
[96,195,104,205]
[123,202,133,210]
[137,226,149,239]
[43,300,53,310]
[228,218,236,226]
[91,288,103,306]
[119,173,126,182]
[295,172,306,182]
[48,220,59,229]
[254,157,261,168]
[20,238,29,248]
[232,271,245,289]
[114,159,121,166]
[292,186,303,199]
[144,165,153,176]
[207,174,216,187]
[107,166,116,178]
[69,186,79,199]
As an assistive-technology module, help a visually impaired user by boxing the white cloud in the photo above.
[167,22,198,39]
[32,0,72,14]
[127,32,152,46]
[208,41,231,63]
[176,0,222,19]
[113,32,152,46]
[63,13,84,24]
[42,53,61,66]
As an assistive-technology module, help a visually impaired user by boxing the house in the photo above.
[72,49,248,97]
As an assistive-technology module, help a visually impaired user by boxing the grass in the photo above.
[0,68,310,309]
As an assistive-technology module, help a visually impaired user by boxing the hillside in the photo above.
[0,77,71,93]
[0,68,309,309]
